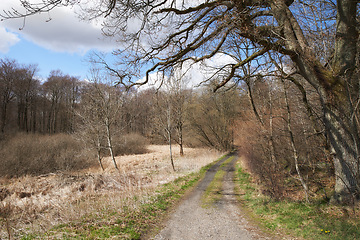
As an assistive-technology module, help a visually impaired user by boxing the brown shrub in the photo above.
[112,133,149,156]
[234,119,286,200]
[0,133,94,177]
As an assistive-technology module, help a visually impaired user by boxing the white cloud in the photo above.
[137,72,169,91]
[137,53,237,91]
[179,54,237,87]
[0,1,116,54]
[0,27,20,53]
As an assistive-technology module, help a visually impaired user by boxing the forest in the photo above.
[0,58,240,175]
[0,54,327,203]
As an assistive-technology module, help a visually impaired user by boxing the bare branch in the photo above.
[213,46,270,91]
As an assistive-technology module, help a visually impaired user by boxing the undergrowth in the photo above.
[235,162,360,240]
[0,133,94,177]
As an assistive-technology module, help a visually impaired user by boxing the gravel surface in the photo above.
[152,154,274,240]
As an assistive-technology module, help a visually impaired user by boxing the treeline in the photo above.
[0,58,243,176]
[0,59,80,135]
[0,58,240,146]
[0,56,332,203]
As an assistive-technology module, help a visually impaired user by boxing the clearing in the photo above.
[0,145,222,239]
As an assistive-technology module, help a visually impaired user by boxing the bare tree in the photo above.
[151,70,190,170]
[0,59,17,133]
[153,91,176,171]
[281,78,310,203]
[166,70,191,156]
[60,76,81,133]
[13,64,40,132]
[79,72,123,170]
[76,83,107,171]
[189,87,239,151]
[43,70,65,134]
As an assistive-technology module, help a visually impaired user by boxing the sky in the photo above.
[0,0,235,87]
[0,1,116,80]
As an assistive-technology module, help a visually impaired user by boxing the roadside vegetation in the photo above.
[235,159,360,240]
[11,154,223,240]
[0,145,222,239]
[23,172,199,239]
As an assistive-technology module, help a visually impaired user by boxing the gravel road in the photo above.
[152,153,274,240]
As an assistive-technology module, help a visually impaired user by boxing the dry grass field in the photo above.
[0,145,222,239]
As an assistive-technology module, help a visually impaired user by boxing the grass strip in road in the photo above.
[21,155,228,240]
[235,162,360,240]
[201,156,234,208]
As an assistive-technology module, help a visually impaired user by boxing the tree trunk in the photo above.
[268,82,276,164]
[167,105,175,171]
[325,103,360,203]
[97,138,104,171]
[322,0,359,202]
[47,104,52,134]
[24,98,29,132]
[178,123,184,156]
[179,141,184,156]
[0,99,8,133]
[169,130,175,171]
[282,79,310,203]
[105,120,118,170]
[31,101,37,133]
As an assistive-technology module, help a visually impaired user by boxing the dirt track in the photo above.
[152,153,273,240]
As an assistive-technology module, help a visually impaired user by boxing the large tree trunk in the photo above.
[297,63,360,203]
[324,0,359,202]
[270,0,360,203]
[325,101,360,202]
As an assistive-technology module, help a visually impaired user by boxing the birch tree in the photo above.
[77,67,124,170]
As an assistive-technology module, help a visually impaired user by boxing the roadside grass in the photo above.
[20,155,226,240]
[201,156,234,208]
[235,161,360,240]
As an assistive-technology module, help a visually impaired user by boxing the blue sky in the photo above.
[0,37,91,79]
[0,1,116,80]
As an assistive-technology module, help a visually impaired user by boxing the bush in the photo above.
[0,133,94,177]
[112,133,149,156]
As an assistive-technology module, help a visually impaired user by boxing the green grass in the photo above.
[20,155,228,240]
[201,169,226,208]
[235,164,360,240]
[220,155,234,168]
[201,156,234,208]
